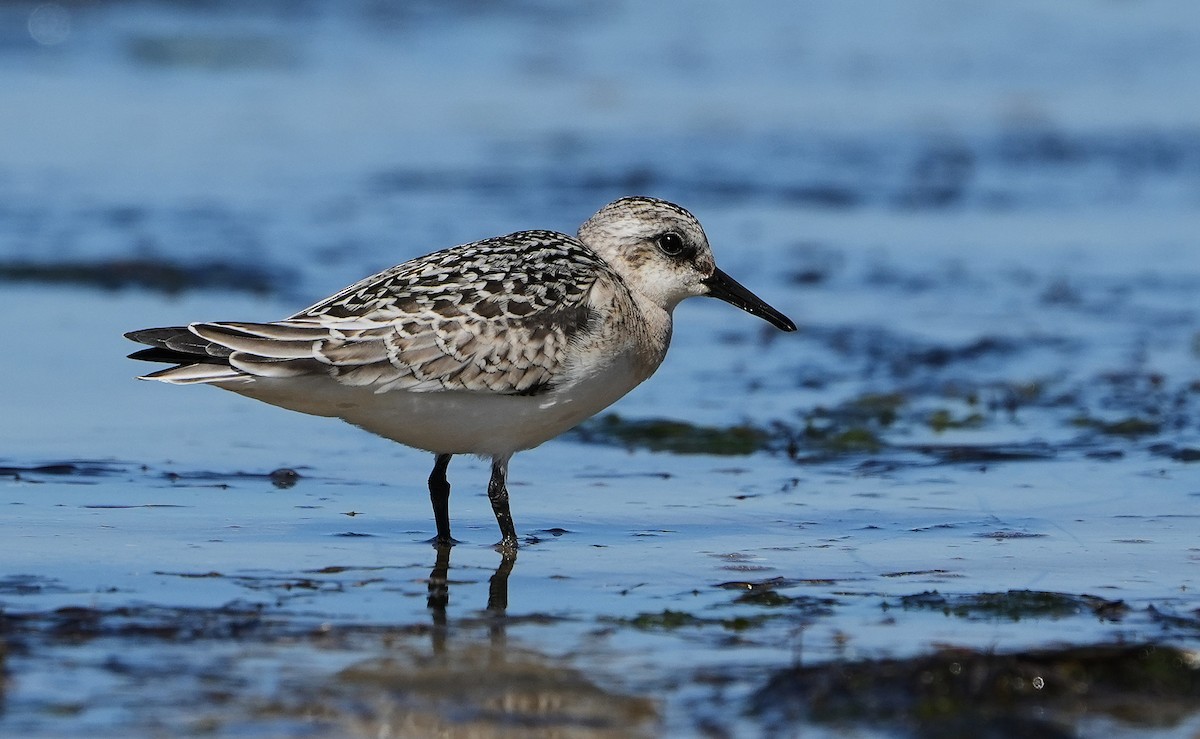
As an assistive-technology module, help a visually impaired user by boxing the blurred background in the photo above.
[3,0,1197,296]
[4,0,1198,458]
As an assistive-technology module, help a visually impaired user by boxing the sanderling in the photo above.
[125,196,796,549]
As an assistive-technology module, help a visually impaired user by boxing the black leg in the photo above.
[487,456,519,550]
[428,453,456,546]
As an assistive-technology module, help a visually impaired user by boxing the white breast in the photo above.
[223,343,658,457]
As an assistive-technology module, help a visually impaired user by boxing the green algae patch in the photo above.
[750,643,1200,733]
[846,392,908,426]
[626,610,702,630]
[892,590,1128,622]
[0,258,289,295]
[570,414,771,455]
[927,408,986,432]
[906,443,1055,463]
[791,392,909,457]
[1150,443,1200,462]
[1099,417,1161,436]
[804,426,884,454]
[1071,415,1162,436]
[610,609,771,632]
[735,590,796,607]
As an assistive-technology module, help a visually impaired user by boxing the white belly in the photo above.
[220,351,655,457]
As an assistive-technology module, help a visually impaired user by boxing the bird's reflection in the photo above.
[327,546,657,735]
[425,544,516,656]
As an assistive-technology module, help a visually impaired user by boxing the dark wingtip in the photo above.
[125,326,189,346]
[123,326,230,365]
[128,347,184,363]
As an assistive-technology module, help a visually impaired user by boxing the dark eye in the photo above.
[656,231,686,257]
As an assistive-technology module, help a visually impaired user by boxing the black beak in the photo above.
[703,268,797,332]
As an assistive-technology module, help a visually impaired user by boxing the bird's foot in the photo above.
[493,535,520,554]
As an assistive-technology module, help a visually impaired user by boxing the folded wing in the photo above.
[125,231,609,395]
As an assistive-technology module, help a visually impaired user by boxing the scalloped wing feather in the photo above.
[152,231,613,395]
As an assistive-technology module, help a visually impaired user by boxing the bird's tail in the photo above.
[124,326,246,384]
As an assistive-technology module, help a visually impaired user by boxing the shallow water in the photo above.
[3,1,1200,737]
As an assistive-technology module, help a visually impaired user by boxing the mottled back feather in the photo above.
[128,231,621,395]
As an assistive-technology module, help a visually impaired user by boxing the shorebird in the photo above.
[126,196,796,549]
